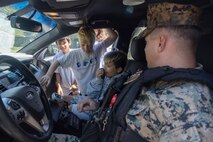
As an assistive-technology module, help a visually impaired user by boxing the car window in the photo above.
[0,1,56,53]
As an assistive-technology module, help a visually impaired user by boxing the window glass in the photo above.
[0,1,56,53]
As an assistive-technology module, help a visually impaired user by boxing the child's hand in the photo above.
[57,86,64,95]
[40,74,51,87]
[96,68,105,79]
[70,84,78,92]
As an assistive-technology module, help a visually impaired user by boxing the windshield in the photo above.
[0,1,56,53]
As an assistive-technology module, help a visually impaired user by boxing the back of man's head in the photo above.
[141,2,202,47]
[141,1,202,68]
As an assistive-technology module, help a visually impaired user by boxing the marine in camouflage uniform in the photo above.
[126,2,213,142]
[126,69,213,141]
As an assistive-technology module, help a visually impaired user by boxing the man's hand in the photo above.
[77,98,99,112]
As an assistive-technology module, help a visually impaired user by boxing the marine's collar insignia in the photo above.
[124,70,143,85]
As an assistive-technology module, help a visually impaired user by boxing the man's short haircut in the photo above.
[78,26,96,46]
[165,26,201,48]
[104,50,127,70]
[56,37,71,44]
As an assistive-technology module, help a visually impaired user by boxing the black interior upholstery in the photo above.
[125,37,147,74]
[197,32,213,74]
[130,37,146,62]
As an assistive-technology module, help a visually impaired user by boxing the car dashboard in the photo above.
[0,63,41,93]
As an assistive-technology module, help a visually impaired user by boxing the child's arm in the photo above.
[56,73,64,95]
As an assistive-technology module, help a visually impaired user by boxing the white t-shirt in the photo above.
[58,41,108,95]
[53,50,75,96]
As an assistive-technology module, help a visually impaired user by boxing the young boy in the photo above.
[53,37,78,97]
[70,50,127,120]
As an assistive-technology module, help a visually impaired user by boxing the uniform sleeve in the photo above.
[159,126,206,142]
[156,82,213,142]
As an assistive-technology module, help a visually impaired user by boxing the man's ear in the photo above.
[116,67,123,73]
[157,35,166,52]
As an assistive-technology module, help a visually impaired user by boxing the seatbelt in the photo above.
[91,71,131,127]
[101,66,213,142]
[80,71,131,142]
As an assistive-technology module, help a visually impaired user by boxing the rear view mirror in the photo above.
[10,16,42,32]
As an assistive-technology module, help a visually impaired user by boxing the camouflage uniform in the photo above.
[48,133,80,142]
[126,79,213,142]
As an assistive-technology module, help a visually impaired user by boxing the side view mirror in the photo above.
[10,16,42,32]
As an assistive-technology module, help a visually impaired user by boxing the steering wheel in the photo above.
[0,55,53,142]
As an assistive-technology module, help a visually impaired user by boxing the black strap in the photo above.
[97,71,130,117]
[119,127,148,142]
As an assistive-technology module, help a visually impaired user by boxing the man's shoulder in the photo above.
[151,80,211,96]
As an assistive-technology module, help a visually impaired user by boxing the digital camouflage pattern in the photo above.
[141,2,202,37]
[48,133,80,142]
[126,80,213,142]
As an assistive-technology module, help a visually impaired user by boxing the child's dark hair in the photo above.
[104,50,127,70]
[56,37,71,44]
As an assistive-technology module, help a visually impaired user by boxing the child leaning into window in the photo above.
[69,50,127,120]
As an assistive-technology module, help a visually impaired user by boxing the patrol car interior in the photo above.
[0,0,213,142]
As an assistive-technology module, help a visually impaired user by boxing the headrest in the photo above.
[128,36,146,62]
[127,25,146,62]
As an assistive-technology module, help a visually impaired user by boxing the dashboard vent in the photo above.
[0,84,7,93]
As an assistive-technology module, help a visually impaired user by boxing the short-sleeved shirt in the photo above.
[126,80,213,142]
[53,50,75,96]
[58,41,109,95]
